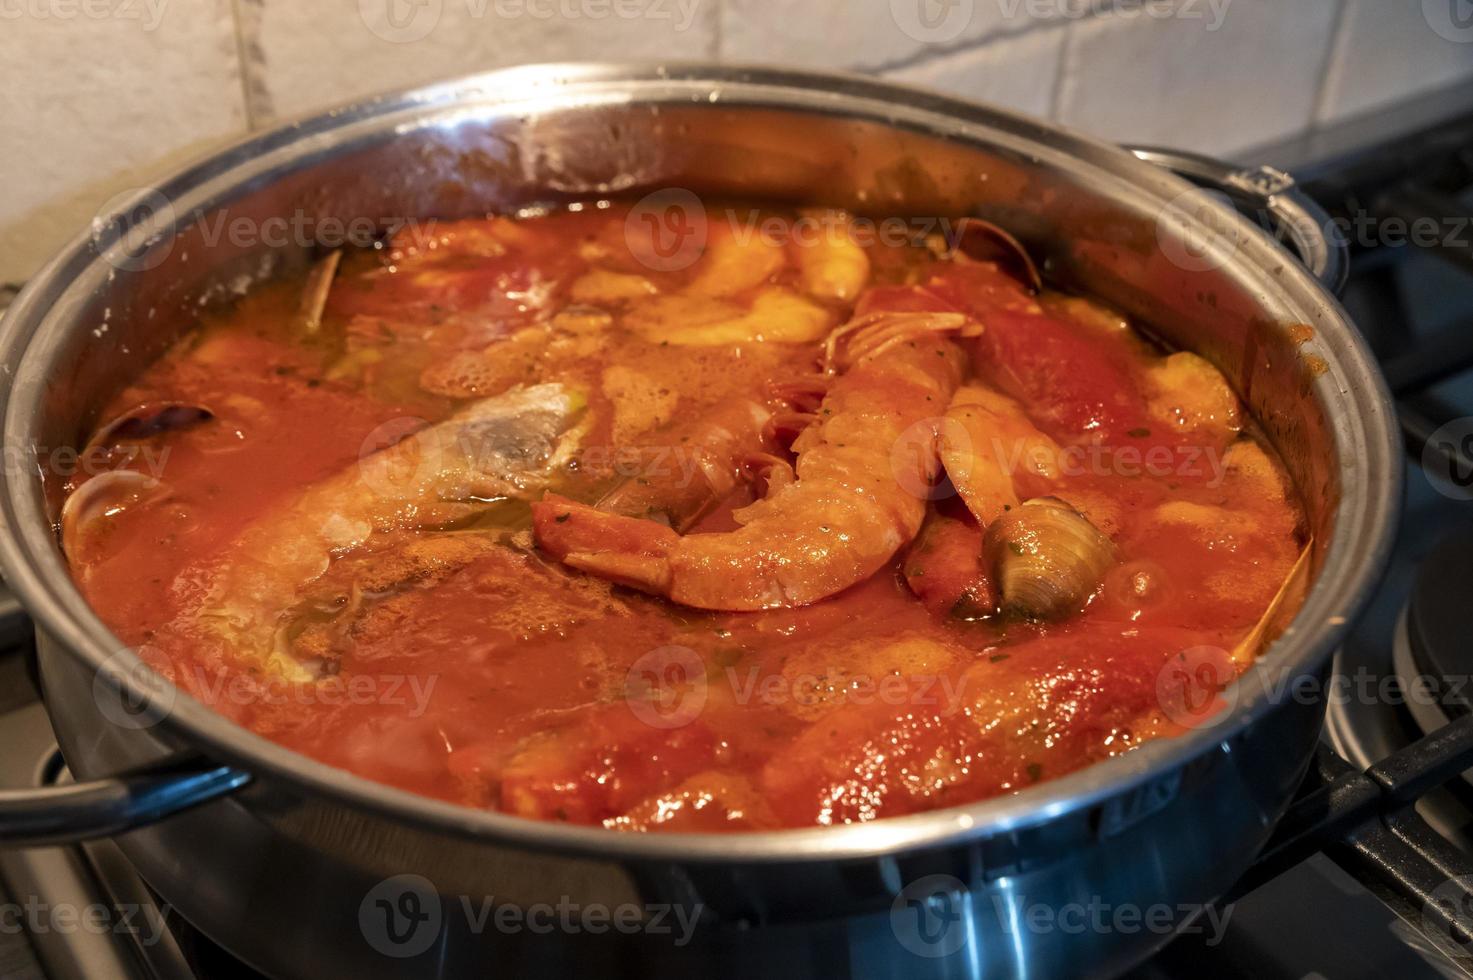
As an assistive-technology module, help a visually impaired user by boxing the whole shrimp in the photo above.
[532,304,973,610]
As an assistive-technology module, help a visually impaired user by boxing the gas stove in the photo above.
[5,83,1473,978]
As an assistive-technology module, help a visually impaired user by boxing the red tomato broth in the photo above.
[62,202,1306,832]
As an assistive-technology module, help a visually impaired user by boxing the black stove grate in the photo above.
[1295,110,1473,480]
[1246,723,1473,970]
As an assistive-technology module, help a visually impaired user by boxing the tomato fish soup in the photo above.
[62,202,1307,830]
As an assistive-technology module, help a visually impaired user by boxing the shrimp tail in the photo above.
[532,494,677,595]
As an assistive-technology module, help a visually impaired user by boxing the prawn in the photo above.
[532,304,974,610]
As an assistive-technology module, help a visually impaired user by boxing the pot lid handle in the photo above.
[1128,145,1350,296]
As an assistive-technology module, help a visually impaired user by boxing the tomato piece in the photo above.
[929,265,1151,439]
[498,704,718,824]
[902,511,996,619]
[763,625,1203,825]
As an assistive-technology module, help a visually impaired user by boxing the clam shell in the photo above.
[60,470,162,566]
[984,496,1115,620]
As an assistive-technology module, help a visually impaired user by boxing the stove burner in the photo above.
[1406,524,1473,722]
[0,720,270,980]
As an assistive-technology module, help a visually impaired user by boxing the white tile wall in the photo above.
[1317,0,1473,123]
[884,23,1068,119]
[0,0,245,281]
[1055,0,1340,157]
[722,0,1039,71]
[242,0,717,124]
[5,0,1473,283]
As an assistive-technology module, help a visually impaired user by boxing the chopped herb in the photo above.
[1127,427,1151,438]
[1026,762,1043,782]
[989,652,1010,663]
[555,513,571,523]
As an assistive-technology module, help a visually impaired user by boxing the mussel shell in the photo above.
[984,496,1115,620]
[86,402,214,454]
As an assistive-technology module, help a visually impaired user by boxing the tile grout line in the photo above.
[861,14,1069,76]
[1043,0,1177,123]
[1309,0,1353,130]
[861,0,1130,78]
[1047,16,1081,122]
[227,0,259,130]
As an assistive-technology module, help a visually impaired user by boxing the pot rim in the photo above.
[0,62,1402,864]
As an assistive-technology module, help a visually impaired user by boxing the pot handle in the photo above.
[1128,145,1349,295]
[0,759,250,848]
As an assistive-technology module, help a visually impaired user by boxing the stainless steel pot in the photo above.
[0,64,1400,978]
